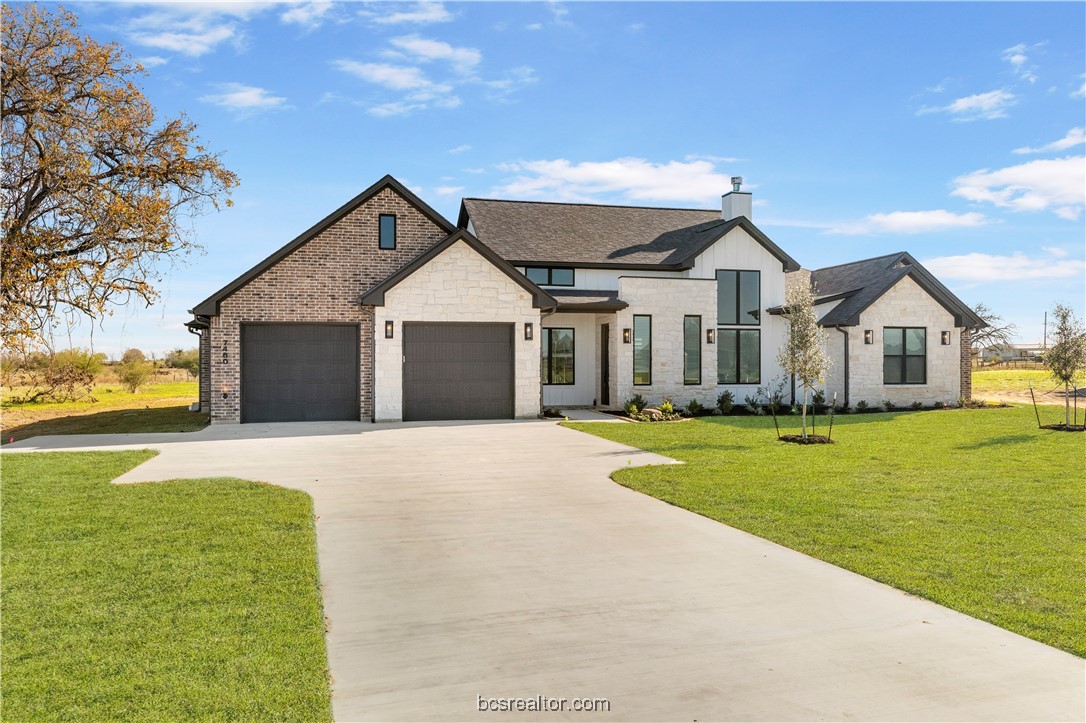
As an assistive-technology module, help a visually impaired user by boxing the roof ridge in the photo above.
[811,251,905,273]
[463,197,719,213]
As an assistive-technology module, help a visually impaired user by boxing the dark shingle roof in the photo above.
[808,252,984,328]
[459,198,799,271]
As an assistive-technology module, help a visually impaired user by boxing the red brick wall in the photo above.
[960,327,972,402]
[208,187,449,423]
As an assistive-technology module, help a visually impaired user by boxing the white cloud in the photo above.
[627,22,646,32]
[139,55,169,68]
[200,83,288,114]
[918,89,1016,121]
[492,157,732,203]
[1002,43,1038,84]
[389,35,481,74]
[547,2,573,27]
[951,156,1086,220]
[435,185,464,195]
[281,2,334,29]
[448,144,472,154]
[1072,77,1086,99]
[333,60,436,90]
[122,4,274,57]
[1042,246,1069,258]
[525,22,543,31]
[684,153,741,163]
[830,210,989,235]
[131,25,236,56]
[1013,127,1086,154]
[371,2,451,25]
[920,252,1086,282]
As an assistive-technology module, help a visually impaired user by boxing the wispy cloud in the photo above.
[952,156,1086,220]
[139,55,169,68]
[920,251,1085,282]
[918,89,1016,121]
[332,59,459,116]
[829,210,988,235]
[434,185,464,195]
[388,35,481,74]
[492,157,731,203]
[1072,76,1086,99]
[1002,43,1039,84]
[281,1,334,30]
[1013,127,1085,155]
[122,4,271,57]
[370,2,452,25]
[448,144,472,154]
[200,82,288,115]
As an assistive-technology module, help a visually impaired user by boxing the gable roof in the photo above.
[459,198,800,271]
[191,175,455,316]
[359,229,557,309]
[807,252,985,328]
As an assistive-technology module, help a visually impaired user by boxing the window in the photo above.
[633,315,652,385]
[378,214,396,250]
[717,329,760,384]
[542,328,575,385]
[683,316,701,385]
[524,267,574,286]
[883,327,926,384]
[716,270,760,325]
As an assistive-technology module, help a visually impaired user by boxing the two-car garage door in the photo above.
[240,322,513,423]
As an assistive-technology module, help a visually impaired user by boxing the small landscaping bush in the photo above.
[855,400,869,413]
[684,399,707,417]
[716,390,734,415]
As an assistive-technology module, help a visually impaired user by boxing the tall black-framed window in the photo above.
[716,270,760,325]
[683,316,701,385]
[524,267,574,286]
[378,214,397,250]
[717,329,760,384]
[542,327,575,385]
[883,327,926,384]
[633,315,652,386]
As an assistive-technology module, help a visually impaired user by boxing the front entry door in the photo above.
[600,324,610,406]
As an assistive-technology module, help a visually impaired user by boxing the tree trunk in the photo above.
[801,388,808,439]
[1066,382,1071,426]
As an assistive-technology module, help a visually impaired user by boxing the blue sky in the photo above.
[52,1,1086,356]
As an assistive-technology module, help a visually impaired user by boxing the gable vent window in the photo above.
[524,267,574,286]
[378,214,397,250]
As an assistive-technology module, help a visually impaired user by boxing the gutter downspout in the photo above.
[186,321,205,412]
[538,304,558,417]
[835,326,850,408]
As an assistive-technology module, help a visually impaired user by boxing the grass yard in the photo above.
[1,451,332,721]
[1,381,207,443]
[972,368,1061,394]
[566,406,1086,657]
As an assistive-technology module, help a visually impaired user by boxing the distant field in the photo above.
[972,369,1063,393]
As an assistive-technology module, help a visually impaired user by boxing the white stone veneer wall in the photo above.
[849,275,961,406]
[373,240,542,421]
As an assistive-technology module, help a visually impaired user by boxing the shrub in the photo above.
[121,348,146,364]
[717,390,734,414]
[933,400,946,410]
[54,348,106,378]
[659,397,674,415]
[882,400,896,412]
[856,400,869,412]
[812,390,826,409]
[118,359,154,393]
[743,393,764,415]
[165,348,199,378]
[8,348,104,403]
[911,401,924,411]
[685,399,705,416]
[623,395,648,416]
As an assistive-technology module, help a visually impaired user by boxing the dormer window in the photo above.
[379,214,396,250]
[524,267,574,286]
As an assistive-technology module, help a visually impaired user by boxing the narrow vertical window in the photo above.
[379,214,396,250]
[716,270,761,326]
[542,328,575,385]
[683,316,701,385]
[633,315,652,385]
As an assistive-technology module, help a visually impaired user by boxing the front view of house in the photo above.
[187,175,982,424]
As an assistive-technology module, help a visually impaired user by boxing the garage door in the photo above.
[241,324,359,423]
[403,323,514,421]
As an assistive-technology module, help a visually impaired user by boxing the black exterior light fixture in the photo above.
[384,320,394,339]
[524,322,534,341]
[864,329,874,344]
[622,328,632,344]
[706,328,715,344]
[941,331,951,345]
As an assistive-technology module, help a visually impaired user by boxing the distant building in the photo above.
[981,342,1045,362]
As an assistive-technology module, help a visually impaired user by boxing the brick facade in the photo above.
[198,329,210,410]
[207,187,449,423]
[960,327,972,402]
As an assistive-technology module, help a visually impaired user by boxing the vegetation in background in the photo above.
[566,407,1085,657]
[4,348,106,403]
[970,302,1017,356]
[1044,303,1086,427]
[1,451,332,720]
[165,348,200,378]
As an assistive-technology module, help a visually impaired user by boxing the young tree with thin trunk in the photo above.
[1045,304,1086,427]
[777,279,831,439]
[1,5,238,353]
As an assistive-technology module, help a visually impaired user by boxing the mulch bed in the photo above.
[1039,424,1086,432]
[779,434,835,444]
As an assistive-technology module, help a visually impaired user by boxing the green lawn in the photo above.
[1,451,332,721]
[1,381,207,443]
[566,406,1086,657]
[972,368,1061,393]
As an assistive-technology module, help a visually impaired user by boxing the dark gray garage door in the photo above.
[241,324,359,423]
[403,323,514,421]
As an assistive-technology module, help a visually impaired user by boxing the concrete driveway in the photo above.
[6,420,1084,721]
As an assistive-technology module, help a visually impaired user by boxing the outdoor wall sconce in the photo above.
[622,328,631,344]
[864,329,874,344]
[706,328,715,344]
[524,322,533,341]
[941,331,951,345]
[384,320,394,339]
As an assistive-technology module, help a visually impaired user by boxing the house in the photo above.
[980,342,1045,363]
[187,174,983,423]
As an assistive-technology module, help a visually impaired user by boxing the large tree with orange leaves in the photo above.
[1,4,238,352]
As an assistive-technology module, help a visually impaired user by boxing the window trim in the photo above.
[378,214,397,250]
[523,266,575,287]
[717,328,761,385]
[716,269,761,326]
[632,314,652,386]
[683,315,701,386]
[542,327,575,386]
[883,326,927,385]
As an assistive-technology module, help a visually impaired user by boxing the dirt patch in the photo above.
[779,434,835,445]
[1039,424,1086,432]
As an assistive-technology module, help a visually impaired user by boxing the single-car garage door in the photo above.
[241,324,359,423]
[403,323,514,421]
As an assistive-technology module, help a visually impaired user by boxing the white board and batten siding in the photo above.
[541,312,597,407]
[515,266,682,291]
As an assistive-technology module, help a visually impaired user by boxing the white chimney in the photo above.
[722,176,752,221]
